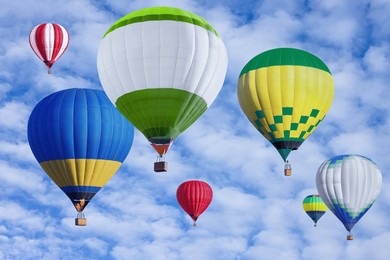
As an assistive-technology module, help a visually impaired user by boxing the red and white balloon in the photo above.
[29,23,69,73]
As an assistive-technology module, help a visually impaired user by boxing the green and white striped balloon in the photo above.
[97,6,228,156]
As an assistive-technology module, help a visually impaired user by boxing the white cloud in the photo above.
[363,44,390,74]
[0,101,30,132]
[368,0,390,42]
[0,160,46,195]
[0,141,35,163]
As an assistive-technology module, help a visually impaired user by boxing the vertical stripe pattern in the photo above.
[237,48,334,161]
[29,23,69,68]
[97,7,227,153]
[28,88,134,212]
[316,155,382,232]
[176,180,213,222]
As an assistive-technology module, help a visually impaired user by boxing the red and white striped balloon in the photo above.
[29,23,69,73]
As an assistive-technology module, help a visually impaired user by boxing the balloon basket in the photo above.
[193,222,197,227]
[75,212,87,226]
[347,234,353,240]
[154,161,168,172]
[284,160,292,176]
[75,218,87,226]
[48,69,52,74]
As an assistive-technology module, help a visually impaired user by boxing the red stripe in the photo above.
[34,24,49,64]
[50,24,64,65]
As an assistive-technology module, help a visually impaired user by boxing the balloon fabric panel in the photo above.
[29,23,69,69]
[103,6,219,38]
[316,155,382,232]
[237,48,334,161]
[28,89,133,162]
[40,159,121,187]
[28,88,134,212]
[176,180,213,222]
[302,195,327,225]
[116,88,207,144]
[97,6,228,154]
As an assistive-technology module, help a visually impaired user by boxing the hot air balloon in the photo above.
[176,180,213,227]
[29,23,69,74]
[28,88,134,226]
[97,6,228,172]
[302,195,327,227]
[316,154,382,240]
[237,48,334,176]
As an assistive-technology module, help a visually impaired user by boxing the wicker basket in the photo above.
[284,169,292,176]
[75,217,87,226]
[154,161,168,172]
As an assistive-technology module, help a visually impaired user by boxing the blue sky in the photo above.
[1,0,390,259]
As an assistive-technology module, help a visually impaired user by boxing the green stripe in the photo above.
[303,196,323,204]
[270,137,305,143]
[239,48,331,77]
[104,6,219,38]
[116,88,207,143]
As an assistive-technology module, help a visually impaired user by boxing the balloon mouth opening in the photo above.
[190,215,199,222]
[44,61,54,68]
[272,140,303,161]
[150,139,174,156]
[73,198,89,212]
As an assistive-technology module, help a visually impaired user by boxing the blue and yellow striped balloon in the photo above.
[28,88,134,213]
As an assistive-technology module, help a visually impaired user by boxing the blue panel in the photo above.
[307,211,326,223]
[85,90,100,159]
[73,89,88,158]
[28,88,134,162]
[49,92,64,159]
[118,115,134,161]
[332,204,370,231]
[61,186,101,193]
[60,89,77,158]
[328,154,351,165]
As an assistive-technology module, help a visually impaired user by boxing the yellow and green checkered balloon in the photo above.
[237,48,334,162]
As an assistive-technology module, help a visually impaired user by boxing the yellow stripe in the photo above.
[280,66,294,131]
[303,202,328,212]
[40,159,122,188]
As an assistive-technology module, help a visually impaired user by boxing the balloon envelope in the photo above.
[302,195,327,226]
[237,48,334,162]
[316,154,382,237]
[97,6,228,156]
[29,23,69,71]
[176,180,213,225]
[28,88,134,212]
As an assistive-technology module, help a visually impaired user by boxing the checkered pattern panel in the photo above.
[253,107,323,142]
